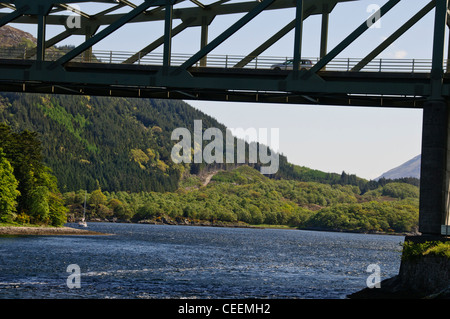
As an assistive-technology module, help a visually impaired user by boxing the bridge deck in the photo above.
[0,58,439,108]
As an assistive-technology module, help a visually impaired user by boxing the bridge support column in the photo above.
[36,12,46,63]
[292,0,303,76]
[163,0,173,70]
[320,4,328,59]
[419,99,449,236]
[83,27,94,63]
[200,16,208,67]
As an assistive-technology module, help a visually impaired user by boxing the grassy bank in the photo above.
[0,222,107,235]
[402,240,450,260]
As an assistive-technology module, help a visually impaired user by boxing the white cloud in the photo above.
[394,50,408,59]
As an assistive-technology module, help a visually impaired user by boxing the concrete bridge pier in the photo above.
[419,99,450,237]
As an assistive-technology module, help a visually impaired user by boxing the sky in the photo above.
[5,0,438,180]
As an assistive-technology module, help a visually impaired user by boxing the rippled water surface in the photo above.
[0,223,404,299]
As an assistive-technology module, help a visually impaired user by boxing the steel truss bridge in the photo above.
[0,0,449,237]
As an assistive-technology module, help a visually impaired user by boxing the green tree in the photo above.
[381,182,419,199]
[89,188,107,217]
[89,189,107,206]
[1,127,46,215]
[108,198,132,221]
[28,186,50,224]
[0,124,67,226]
[0,148,20,222]
[47,191,68,226]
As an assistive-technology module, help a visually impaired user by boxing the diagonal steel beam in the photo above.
[233,1,335,68]
[0,0,356,26]
[352,0,434,72]
[56,4,91,19]
[117,0,137,9]
[123,17,197,64]
[304,0,401,77]
[176,0,275,71]
[233,20,295,68]
[24,3,121,59]
[93,3,126,17]
[24,28,76,59]
[137,0,221,67]
[190,0,205,9]
[207,0,231,7]
[0,5,28,28]
[50,0,159,68]
[0,3,15,10]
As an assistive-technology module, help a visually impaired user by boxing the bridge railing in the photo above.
[0,47,32,60]
[0,47,443,74]
[90,50,290,69]
[77,50,447,73]
[324,57,434,73]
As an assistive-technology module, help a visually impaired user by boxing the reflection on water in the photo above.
[0,223,403,299]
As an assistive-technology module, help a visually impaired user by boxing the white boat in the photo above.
[78,219,87,228]
[78,191,88,227]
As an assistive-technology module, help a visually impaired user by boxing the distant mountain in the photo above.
[0,25,36,48]
[376,155,421,180]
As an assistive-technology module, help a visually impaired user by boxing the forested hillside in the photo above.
[0,92,418,194]
[0,92,226,192]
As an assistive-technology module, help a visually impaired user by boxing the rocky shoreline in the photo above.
[0,226,108,236]
[0,216,263,237]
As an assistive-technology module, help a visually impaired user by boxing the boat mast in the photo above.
[83,191,86,221]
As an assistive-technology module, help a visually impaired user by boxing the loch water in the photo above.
[0,222,404,299]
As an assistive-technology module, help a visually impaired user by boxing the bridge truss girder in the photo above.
[0,58,436,107]
[0,0,446,108]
